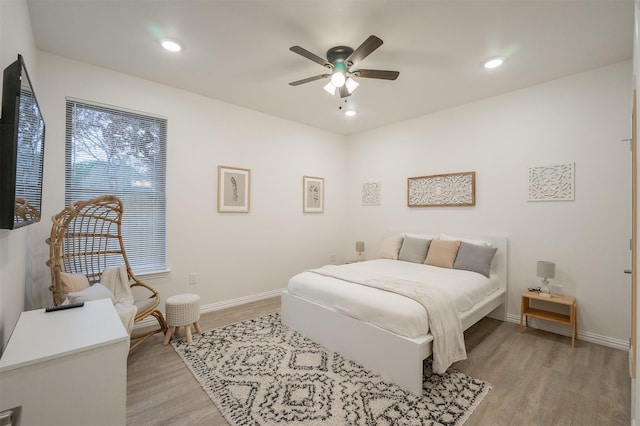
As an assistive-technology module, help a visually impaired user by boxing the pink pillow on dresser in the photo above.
[60,272,90,294]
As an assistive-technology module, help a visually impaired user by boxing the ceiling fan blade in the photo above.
[346,35,383,67]
[290,46,332,68]
[289,74,330,86]
[339,85,351,98]
[353,69,400,80]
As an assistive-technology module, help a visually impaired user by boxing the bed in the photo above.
[281,233,507,395]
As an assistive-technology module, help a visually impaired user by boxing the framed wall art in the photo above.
[528,162,575,201]
[407,171,475,207]
[303,176,324,213]
[218,166,251,213]
[362,182,381,206]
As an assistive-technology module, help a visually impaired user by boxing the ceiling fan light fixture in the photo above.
[330,71,346,88]
[345,77,359,94]
[323,81,337,95]
[483,57,504,69]
[344,110,356,117]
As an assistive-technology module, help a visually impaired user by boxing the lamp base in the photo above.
[540,278,552,298]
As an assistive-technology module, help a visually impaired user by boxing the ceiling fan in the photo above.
[288,35,400,98]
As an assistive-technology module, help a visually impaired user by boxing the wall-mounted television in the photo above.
[0,54,45,229]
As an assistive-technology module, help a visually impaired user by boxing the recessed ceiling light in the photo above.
[483,57,504,69]
[161,40,182,52]
[344,110,356,117]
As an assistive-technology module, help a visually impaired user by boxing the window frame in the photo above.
[64,97,168,275]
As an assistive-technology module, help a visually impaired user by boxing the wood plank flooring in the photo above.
[127,297,630,425]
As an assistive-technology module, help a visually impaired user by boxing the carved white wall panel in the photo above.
[528,163,575,201]
[407,172,475,207]
[362,182,381,206]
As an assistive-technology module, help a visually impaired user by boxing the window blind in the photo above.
[65,98,167,274]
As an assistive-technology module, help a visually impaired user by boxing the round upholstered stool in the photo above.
[163,293,202,345]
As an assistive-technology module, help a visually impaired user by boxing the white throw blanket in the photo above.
[101,265,137,334]
[308,265,467,374]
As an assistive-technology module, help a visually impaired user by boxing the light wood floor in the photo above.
[127,297,630,425]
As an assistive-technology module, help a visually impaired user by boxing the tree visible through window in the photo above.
[65,99,167,274]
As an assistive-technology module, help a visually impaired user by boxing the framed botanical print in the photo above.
[303,176,324,213]
[218,166,251,213]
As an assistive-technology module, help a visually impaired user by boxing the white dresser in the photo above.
[0,298,129,426]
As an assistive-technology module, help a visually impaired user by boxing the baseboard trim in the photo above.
[133,288,285,331]
[136,295,628,352]
[200,288,285,314]
[505,313,628,351]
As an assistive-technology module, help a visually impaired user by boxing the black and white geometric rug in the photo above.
[172,313,490,425]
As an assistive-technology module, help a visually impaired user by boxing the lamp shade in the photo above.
[323,81,336,95]
[536,261,555,279]
[345,77,359,94]
[355,241,365,253]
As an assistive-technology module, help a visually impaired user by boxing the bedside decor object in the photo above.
[303,176,324,213]
[362,182,381,206]
[218,166,251,213]
[355,240,365,261]
[407,171,475,207]
[537,260,555,297]
[528,162,575,201]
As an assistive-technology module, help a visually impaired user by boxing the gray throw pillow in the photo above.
[398,235,431,263]
[453,242,498,278]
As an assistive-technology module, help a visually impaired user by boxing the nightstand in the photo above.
[520,291,577,347]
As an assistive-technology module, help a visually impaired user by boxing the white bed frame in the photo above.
[281,234,508,396]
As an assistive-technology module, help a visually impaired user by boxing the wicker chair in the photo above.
[47,195,167,351]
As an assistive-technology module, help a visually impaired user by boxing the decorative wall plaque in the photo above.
[528,163,575,201]
[362,182,381,206]
[407,171,475,207]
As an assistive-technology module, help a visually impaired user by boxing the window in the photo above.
[65,98,167,274]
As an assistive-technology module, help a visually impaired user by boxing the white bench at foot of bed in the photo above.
[281,288,506,396]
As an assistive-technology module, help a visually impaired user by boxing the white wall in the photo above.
[32,52,349,315]
[0,0,632,358]
[347,61,633,346]
[0,0,48,350]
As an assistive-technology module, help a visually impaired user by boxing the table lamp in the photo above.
[537,261,555,298]
[356,241,365,261]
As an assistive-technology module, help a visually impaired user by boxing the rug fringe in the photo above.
[455,383,492,425]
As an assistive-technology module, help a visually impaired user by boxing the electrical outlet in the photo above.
[189,272,197,285]
[329,254,337,264]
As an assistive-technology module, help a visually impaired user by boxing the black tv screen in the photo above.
[0,54,45,229]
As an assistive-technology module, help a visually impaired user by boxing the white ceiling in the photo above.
[27,0,634,135]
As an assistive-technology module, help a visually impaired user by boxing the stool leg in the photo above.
[194,321,202,334]
[163,326,175,345]
[185,325,193,344]
[175,326,181,337]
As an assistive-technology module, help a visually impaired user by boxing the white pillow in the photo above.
[403,233,439,241]
[379,235,404,260]
[439,233,492,247]
[67,283,116,304]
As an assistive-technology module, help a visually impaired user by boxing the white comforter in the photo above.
[287,260,499,370]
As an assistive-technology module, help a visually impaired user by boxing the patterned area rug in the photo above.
[172,313,490,425]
